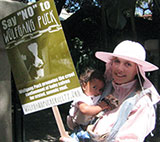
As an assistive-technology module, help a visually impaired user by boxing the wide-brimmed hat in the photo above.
[95,40,159,72]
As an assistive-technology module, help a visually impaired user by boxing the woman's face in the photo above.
[111,57,137,85]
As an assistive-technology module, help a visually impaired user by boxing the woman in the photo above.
[61,40,160,142]
[87,40,160,142]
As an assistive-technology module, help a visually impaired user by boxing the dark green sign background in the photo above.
[0,0,82,114]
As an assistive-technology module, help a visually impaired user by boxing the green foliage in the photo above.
[69,37,105,76]
[62,0,101,12]
[136,0,153,15]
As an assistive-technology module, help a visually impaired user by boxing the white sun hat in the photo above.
[95,40,160,104]
[95,40,158,72]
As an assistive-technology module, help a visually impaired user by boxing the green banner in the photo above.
[0,0,82,114]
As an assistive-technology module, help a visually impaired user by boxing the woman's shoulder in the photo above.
[135,90,154,109]
[136,86,160,106]
[128,92,155,118]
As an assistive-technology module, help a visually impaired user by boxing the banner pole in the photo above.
[52,106,70,138]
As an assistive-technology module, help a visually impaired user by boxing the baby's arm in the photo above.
[78,101,110,116]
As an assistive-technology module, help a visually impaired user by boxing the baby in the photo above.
[67,68,119,130]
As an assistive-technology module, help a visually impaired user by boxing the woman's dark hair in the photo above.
[79,67,105,87]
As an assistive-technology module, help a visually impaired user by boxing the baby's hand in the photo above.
[101,94,119,110]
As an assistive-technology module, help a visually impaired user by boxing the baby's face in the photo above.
[83,79,105,97]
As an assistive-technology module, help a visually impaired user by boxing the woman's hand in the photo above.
[98,101,112,110]
[101,94,119,110]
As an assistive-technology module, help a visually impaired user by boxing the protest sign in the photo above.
[0,0,83,115]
